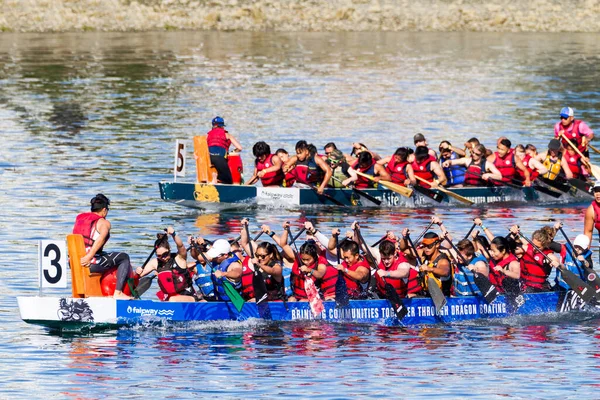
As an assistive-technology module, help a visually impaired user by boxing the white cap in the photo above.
[205,239,231,259]
[573,234,590,250]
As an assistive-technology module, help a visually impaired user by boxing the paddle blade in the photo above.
[413,185,444,203]
[385,282,408,320]
[590,164,600,181]
[305,278,324,317]
[252,269,269,305]
[472,273,498,304]
[561,269,597,306]
[135,275,155,297]
[335,270,350,307]
[223,280,245,312]
[427,277,447,314]
[379,180,413,198]
[532,184,563,198]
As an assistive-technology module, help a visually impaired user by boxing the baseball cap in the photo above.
[548,139,561,151]
[573,234,590,249]
[414,133,426,144]
[205,239,231,259]
[593,181,600,193]
[560,107,574,119]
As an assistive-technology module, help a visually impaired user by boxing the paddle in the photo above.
[286,225,323,317]
[230,230,265,245]
[197,247,245,312]
[557,226,600,295]
[589,143,600,155]
[355,226,408,320]
[308,184,345,206]
[331,175,382,205]
[354,171,414,198]
[290,227,306,247]
[404,233,447,314]
[517,231,596,306]
[412,185,444,203]
[245,224,268,305]
[415,220,435,243]
[463,222,477,240]
[560,133,600,180]
[444,234,498,304]
[371,234,388,247]
[414,176,474,205]
[334,233,350,307]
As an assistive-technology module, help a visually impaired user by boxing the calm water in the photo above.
[2,31,600,398]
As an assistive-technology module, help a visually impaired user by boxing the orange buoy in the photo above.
[228,152,244,184]
[100,268,139,296]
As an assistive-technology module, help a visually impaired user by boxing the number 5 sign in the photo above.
[174,139,186,182]
[39,240,67,288]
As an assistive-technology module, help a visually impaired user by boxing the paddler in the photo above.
[514,144,548,183]
[204,238,243,301]
[412,146,447,188]
[376,147,416,187]
[416,232,452,296]
[438,141,466,187]
[342,151,391,188]
[487,138,531,187]
[449,239,490,297]
[283,140,332,194]
[537,139,572,180]
[373,239,422,299]
[247,141,285,187]
[510,225,557,293]
[73,194,134,299]
[136,227,202,302]
[206,116,243,184]
[325,149,352,188]
[583,181,600,263]
[441,144,501,187]
[554,106,594,156]
[333,239,371,299]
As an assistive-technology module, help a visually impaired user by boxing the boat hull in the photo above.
[18,291,576,332]
[158,181,588,208]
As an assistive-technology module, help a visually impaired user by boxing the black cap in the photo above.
[548,139,561,151]
[414,133,426,144]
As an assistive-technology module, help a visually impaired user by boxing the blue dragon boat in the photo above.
[17,291,581,333]
[159,180,591,208]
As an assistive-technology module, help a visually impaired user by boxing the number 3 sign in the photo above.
[39,240,67,288]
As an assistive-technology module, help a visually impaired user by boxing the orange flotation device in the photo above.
[228,152,244,184]
[100,268,139,296]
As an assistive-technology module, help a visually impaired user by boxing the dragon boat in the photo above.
[158,179,592,209]
[17,290,587,333]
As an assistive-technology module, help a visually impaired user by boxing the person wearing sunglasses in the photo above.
[441,144,502,187]
[204,238,243,301]
[74,194,134,299]
[554,106,594,156]
[136,227,201,302]
[417,232,452,296]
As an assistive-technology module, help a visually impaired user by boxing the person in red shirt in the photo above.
[206,116,243,184]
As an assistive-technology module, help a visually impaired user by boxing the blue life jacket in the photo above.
[442,152,466,186]
[213,254,242,301]
[454,254,487,296]
[194,261,216,299]
[556,244,591,290]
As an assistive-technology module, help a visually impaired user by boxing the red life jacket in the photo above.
[240,256,282,300]
[412,157,435,188]
[73,212,106,252]
[464,158,487,186]
[256,154,284,187]
[156,256,193,298]
[206,127,231,150]
[489,254,518,293]
[341,257,371,299]
[493,150,516,184]
[592,200,600,234]
[516,154,538,182]
[386,157,409,185]
[317,263,338,298]
[520,245,552,290]
[290,155,321,185]
[375,253,421,298]
[352,160,377,188]
[291,256,322,300]
[565,152,583,179]
[557,120,584,150]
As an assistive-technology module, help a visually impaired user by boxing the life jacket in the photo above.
[352,160,377,189]
[385,157,409,185]
[556,243,591,290]
[441,152,466,186]
[565,152,583,179]
[493,150,516,185]
[212,254,242,301]
[454,254,487,296]
[317,263,339,298]
[375,253,421,298]
[542,152,563,180]
[283,171,296,187]
[194,261,215,299]
[592,200,600,235]
[291,256,322,300]
[341,257,371,299]
[421,253,452,296]
[156,256,194,299]
[516,154,538,182]
[240,256,284,301]
[412,157,435,188]
[328,162,351,188]
[256,154,284,187]
[206,127,231,156]
[520,245,552,291]
[73,212,107,253]
[489,253,518,294]
[291,155,322,185]
[557,120,584,150]
[464,158,487,186]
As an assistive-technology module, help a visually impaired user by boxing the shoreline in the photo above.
[1,0,600,33]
